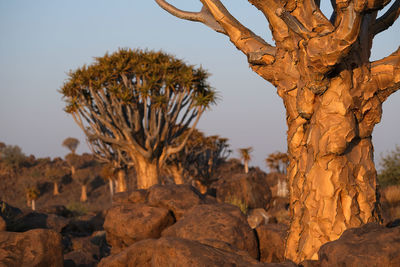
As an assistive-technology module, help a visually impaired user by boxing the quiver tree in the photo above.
[87,135,129,193]
[62,137,80,154]
[166,129,231,190]
[73,167,93,202]
[238,147,253,174]
[156,0,400,262]
[25,186,39,211]
[378,145,400,187]
[65,153,81,176]
[266,152,289,174]
[61,49,217,189]
[45,161,67,196]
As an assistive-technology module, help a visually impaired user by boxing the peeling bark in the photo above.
[155,0,400,262]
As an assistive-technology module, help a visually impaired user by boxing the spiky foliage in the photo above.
[378,145,400,187]
[60,49,217,188]
[266,152,289,174]
[167,129,231,187]
[62,137,80,154]
[238,147,253,174]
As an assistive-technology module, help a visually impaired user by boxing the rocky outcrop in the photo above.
[104,203,174,254]
[98,237,296,267]
[318,223,400,266]
[7,212,69,233]
[0,229,63,266]
[213,172,272,210]
[161,203,259,259]
[256,223,288,263]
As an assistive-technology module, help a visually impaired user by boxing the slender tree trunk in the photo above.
[116,169,127,192]
[31,199,36,211]
[170,165,184,185]
[108,179,114,196]
[283,70,381,262]
[53,182,59,196]
[80,185,87,202]
[26,194,31,207]
[244,160,249,174]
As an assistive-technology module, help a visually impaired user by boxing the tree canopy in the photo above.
[60,49,217,188]
[378,145,400,187]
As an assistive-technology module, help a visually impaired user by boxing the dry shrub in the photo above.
[383,185,400,205]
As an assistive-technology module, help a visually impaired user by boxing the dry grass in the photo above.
[383,185,400,205]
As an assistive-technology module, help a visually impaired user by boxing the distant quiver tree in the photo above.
[238,147,253,174]
[62,137,80,154]
[60,49,217,189]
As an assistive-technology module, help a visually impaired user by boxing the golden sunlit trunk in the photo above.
[53,182,60,196]
[116,170,127,192]
[80,185,87,202]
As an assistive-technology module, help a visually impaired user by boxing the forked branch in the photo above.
[372,0,400,36]
[155,0,276,65]
[155,0,226,33]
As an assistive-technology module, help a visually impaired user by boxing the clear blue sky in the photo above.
[0,0,399,171]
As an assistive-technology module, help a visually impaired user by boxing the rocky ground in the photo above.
[0,158,400,266]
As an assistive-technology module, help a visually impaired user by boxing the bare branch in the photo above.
[370,46,400,101]
[155,0,226,33]
[372,0,400,36]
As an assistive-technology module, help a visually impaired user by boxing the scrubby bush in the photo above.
[378,145,400,187]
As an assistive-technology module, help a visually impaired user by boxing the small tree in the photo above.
[73,167,93,202]
[62,137,80,154]
[26,186,39,211]
[166,130,231,190]
[61,49,217,189]
[101,162,117,197]
[45,161,68,195]
[266,152,289,174]
[378,145,400,187]
[238,147,253,174]
[0,145,26,170]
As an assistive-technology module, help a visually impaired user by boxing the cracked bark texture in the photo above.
[156,0,400,262]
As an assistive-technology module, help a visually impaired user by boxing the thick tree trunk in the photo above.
[116,170,127,192]
[80,185,87,202]
[53,182,59,196]
[133,154,160,189]
[283,71,381,262]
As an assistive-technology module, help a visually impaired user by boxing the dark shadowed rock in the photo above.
[0,229,63,266]
[7,212,69,233]
[256,223,288,263]
[299,260,320,267]
[98,237,261,267]
[104,203,174,254]
[0,217,5,231]
[318,223,400,267]
[162,203,259,259]
[147,184,203,220]
[214,172,272,210]
[38,205,74,218]
[64,250,97,267]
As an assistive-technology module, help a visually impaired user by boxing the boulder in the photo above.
[256,224,288,263]
[318,223,400,266]
[147,184,203,220]
[104,203,174,254]
[214,172,272,210]
[98,237,261,267]
[64,251,97,267]
[0,229,63,266]
[0,217,5,231]
[247,208,270,229]
[7,212,69,233]
[162,203,259,259]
